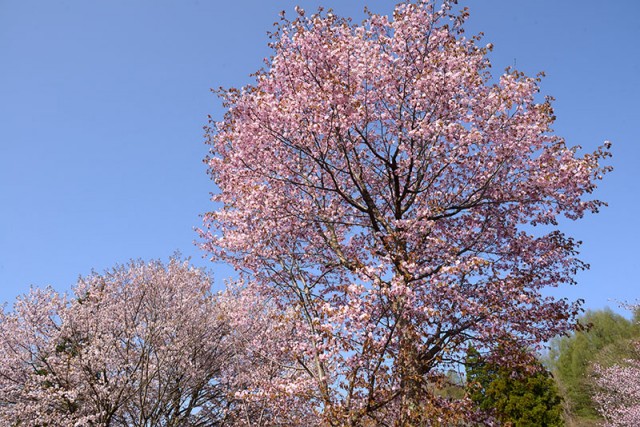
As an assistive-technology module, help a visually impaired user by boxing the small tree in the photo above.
[591,303,640,427]
[466,347,564,426]
[202,1,611,424]
[0,257,230,426]
[591,344,640,427]
[548,308,640,422]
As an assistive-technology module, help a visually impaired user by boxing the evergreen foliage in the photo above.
[467,348,564,426]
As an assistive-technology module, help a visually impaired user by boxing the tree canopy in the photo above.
[0,258,231,426]
[201,1,610,424]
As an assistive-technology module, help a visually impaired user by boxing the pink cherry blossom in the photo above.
[201,1,611,424]
[0,258,230,426]
[592,304,640,427]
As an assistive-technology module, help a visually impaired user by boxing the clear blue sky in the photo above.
[1,1,638,316]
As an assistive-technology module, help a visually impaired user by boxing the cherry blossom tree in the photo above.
[592,347,640,427]
[0,258,231,426]
[592,304,640,427]
[201,1,611,424]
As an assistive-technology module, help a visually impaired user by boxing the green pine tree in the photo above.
[466,347,564,427]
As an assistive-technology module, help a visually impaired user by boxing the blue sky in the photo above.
[1,1,638,316]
